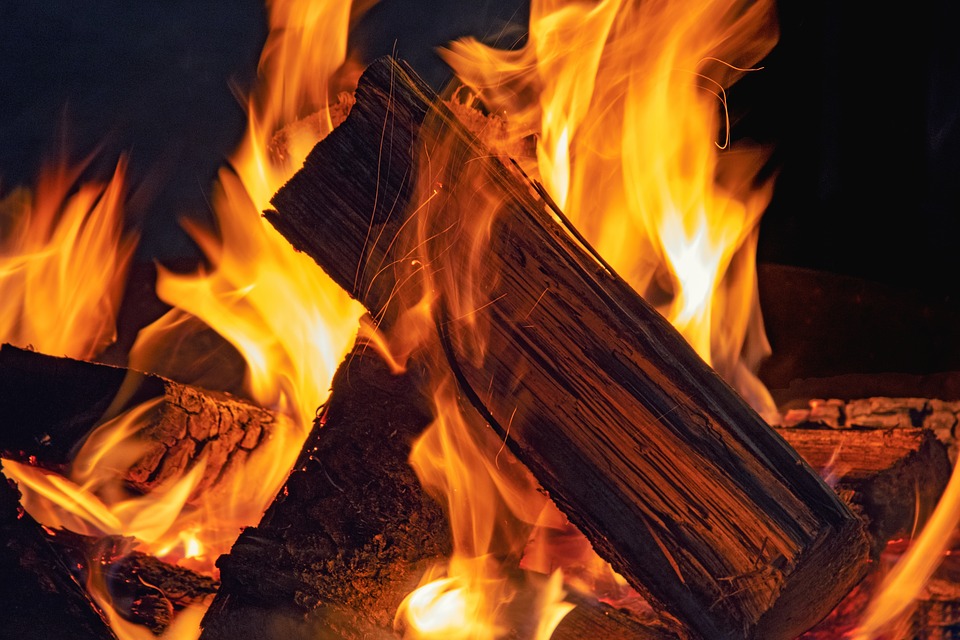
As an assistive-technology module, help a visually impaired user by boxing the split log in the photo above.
[201,343,675,640]
[774,425,952,555]
[0,462,117,640]
[265,55,871,639]
[0,343,276,499]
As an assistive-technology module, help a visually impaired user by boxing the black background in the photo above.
[2,0,960,380]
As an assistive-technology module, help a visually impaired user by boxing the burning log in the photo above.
[200,343,676,640]
[0,463,116,640]
[45,529,219,634]
[774,425,952,556]
[264,56,871,639]
[0,343,276,498]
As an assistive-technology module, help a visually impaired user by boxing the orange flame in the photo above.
[442,0,780,422]
[393,0,783,634]
[121,0,369,568]
[0,156,137,360]
[4,1,371,637]
[854,461,960,638]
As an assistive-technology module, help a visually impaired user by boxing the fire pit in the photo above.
[1,1,959,639]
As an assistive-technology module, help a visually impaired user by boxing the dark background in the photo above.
[2,0,960,385]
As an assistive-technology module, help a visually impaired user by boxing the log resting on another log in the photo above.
[200,343,676,640]
[265,55,870,639]
[0,343,276,500]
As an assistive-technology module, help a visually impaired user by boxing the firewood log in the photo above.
[44,529,219,635]
[200,343,676,640]
[0,462,117,639]
[775,425,952,556]
[264,55,871,639]
[0,343,275,500]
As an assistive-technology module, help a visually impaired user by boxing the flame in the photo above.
[442,0,780,421]
[118,0,372,567]
[122,0,369,569]
[3,400,206,552]
[853,461,960,638]
[0,156,137,360]
[4,0,371,637]
[392,0,784,634]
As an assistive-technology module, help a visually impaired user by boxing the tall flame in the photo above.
[443,0,780,421]
[119,0,369,565]
[0,156,137,360]
[395,0,783,636]
[4,1,369,637]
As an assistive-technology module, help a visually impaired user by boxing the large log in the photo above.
[200,343,675,640]
[0,463,117,640]
[0,343,276,500]
[265,56,871,639]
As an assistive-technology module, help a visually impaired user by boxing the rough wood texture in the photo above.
[0,343,275,500]
[199,344,449,640]
[46,529,219,634]
[265,55,871,639]
[0,463,117,640]
[775,426,952,555]
[200,344,674,640]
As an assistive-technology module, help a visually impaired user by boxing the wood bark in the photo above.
[0,343,276,500]
[200,343,675,640]
[0,463,117,640]
[265,55,871,639]
[45,529,219,634]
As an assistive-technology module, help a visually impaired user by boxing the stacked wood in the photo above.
[200,342,675,640]
[0,462,116,640]
[0,343,276,499]
[265,55,870,639]
[781,396,960,462]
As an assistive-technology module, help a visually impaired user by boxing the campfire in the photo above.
[1,1,957,639]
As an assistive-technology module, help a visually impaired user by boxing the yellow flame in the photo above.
[0,156,137,360]
[854,461,960,638]
[390,0,784,631]
[3,400,207,553]
[442,0,780,422]
[120,0,369,577]
[4,0,370,636]
[120,0,369,567]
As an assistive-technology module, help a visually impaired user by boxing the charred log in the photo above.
[199,344,448,640]
[0,343,276,499]
[265,55,871,639]
[0,463,116,640]
[45,529,219,635]
[200,343,674,640]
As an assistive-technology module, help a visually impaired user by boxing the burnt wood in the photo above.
[0,463,117,640]
[45,529,219,635]
[200,343,675,640]
[0,343,276,500]
[265,56,871,639]
[775,426,952,555]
